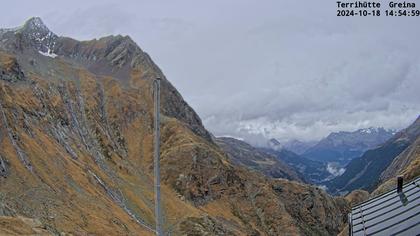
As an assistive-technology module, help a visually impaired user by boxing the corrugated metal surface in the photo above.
[349,177,420,236]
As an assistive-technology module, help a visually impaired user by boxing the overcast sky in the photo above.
[1,0,419,144]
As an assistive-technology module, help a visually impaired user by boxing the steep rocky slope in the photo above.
[327,116,419,195]
[302,127,394,165]
[373,133,420,196]
[343,190,369,207]
[0,215,51,235]
[380,135,420,182]
[0,17,349,235]
[215,137,304,182]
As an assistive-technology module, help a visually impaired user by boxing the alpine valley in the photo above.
[1,17,419,236]
[0,17,350,235]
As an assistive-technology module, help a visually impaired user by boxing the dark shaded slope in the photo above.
[215,137,304,182]
[261,148,331,184]
[373,135,420,195]
[327,116,420,195]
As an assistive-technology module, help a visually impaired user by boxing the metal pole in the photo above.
[153,78,163,236]
[348,213,352,236]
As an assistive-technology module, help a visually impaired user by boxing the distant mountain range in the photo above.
[301,127,395,165]
[268,138,316,155]
[283,139,317,155]
[260,147,331,184]
[327,117,420,195]
[263,123,419,197]
[215,137,305,182]
[219,117,420,197]
[262,127,396,185]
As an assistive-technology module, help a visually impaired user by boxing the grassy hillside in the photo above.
[0,18,350,235]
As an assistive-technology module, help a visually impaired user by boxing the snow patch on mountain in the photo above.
[38,49,57,58]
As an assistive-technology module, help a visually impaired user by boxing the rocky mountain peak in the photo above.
[269,138,281,145]
[0,17,146,67]
[0,17,58,55]
[20,17,57,53]
[0,17,212,142]
[357,127,395,135]
[21,17,50,34]
[322,126,394,145]
[268,138,283,151]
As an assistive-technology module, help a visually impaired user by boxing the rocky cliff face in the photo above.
[0,17,348,235]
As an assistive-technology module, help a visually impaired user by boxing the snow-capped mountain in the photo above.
[302,127,396,164]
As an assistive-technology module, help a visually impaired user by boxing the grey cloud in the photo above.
[1,0,419,144]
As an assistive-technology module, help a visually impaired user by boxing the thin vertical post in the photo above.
[153,78,163,236]
[348,213,352,236]
[397,175,403,193]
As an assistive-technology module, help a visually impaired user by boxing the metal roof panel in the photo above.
[349,176,420,236]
